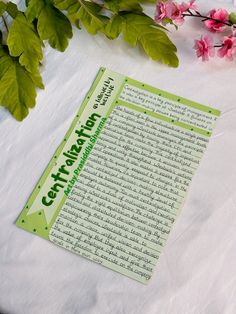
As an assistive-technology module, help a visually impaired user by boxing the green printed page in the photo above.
[16,68,221,284]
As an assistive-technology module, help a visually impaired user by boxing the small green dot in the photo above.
[64,139,67,142]
[171,120,175,123]
[26,205,29,209]
[191,128,194,131]
[209,110,212,113]
[207,131,210,135]
[116,101,118,104]
[87,96,90,99]
[38,212,42,215]
[177,99,181,102]
[158,93,161,96]
[101,68,104,72]
[144,111,147,114]
[142,84,145,87]
[38,186,41,189]
[33,228,37,232]
[45,226,48,230]
[21,220,25,223]
[125,79,128,82]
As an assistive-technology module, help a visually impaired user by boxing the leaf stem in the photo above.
[2,14,9,33]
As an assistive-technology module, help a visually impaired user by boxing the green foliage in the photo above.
[105,14,123,39]
[229,12,236,25]
[0,0,179,121]
[139,0,157,3]
[53,0,178,66]
[121,14,178,67]
[8,13,43,73]
[54,0,108,34]
[26,0,72,51]
[5,2,19,18]
[0,2,44,120]
[104,0,143,13]
[0,2,6,16]
[0,44,43,121]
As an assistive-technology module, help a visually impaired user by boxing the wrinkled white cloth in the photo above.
[1,1,236,313]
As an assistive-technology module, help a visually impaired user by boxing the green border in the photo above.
[126,77,221,117]
[117,100,212,137]
[15,67,107,238]
[48,73,128,232]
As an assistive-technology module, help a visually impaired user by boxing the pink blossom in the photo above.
[170,2,185,25]
[155,1,173,23]
[155,0,197,26]
[155,1,185,25]
[194,35,215,61]
[204,9,229,32]
[217,34,236,60]
[180,0,197,13]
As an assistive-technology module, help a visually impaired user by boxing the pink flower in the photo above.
[155,1,173,23]
[217,34,236,60]
[171,2,185,25]
[180,0,197,13]
[204,9,229,32]
[155,1,185,25]
[155,0,197,26]
[194,35,215,61]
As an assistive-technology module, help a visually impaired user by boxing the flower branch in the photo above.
[155,0,236,61]
[182,11,235,29]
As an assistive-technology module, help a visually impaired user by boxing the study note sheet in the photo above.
[16,67,221,284]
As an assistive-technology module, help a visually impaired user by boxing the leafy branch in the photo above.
[0,0,178,121]
[0,2,44,120]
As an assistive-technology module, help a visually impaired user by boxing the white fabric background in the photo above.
[1,1,236,313]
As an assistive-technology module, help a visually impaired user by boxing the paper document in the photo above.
[16,68,220,284]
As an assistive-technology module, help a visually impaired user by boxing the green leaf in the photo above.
[29,67,44,89]
[6,2,18,18]
[26,0,45,21]
[53,0,107,34]
[121,13,178,67]
[138,0,156,3]
[0,2,7,16]
[104,0,143,13]
[76,1,105,34]
[26,0,72,52]
[7,12,43,73]
[105,14,122,39]
[0,45,44,121]
[53,0,177,65]
[52,0,77,11]
[229,12,236,25]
